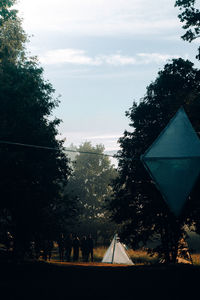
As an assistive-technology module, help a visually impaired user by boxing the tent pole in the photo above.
[111,234,117,264]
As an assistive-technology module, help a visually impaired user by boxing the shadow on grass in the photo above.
[0,259,200,300]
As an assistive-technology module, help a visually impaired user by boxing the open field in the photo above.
[50,245,159,265]
[95,247,200,265]
[93,246,159,264]
[52,245,200,265]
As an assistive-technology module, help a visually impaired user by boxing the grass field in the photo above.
[51,245,200,265]
[190,253,200,265]
[51,245,158,264]
[95,247,200,265]
[93,247,159,264]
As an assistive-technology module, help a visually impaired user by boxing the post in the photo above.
[111,234,117,264]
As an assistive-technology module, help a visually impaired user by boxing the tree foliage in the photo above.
[66,142,117,243]
[175,0,200,59]
[110,58,200,262]
[0,0,73,255]
[0,0,27,63]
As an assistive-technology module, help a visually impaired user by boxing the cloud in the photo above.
[101,54,136,66]
[40,49,101,66]
[17,0,179,36]
[59,131,121,152]
[40,49,180,66]
[136,53,180,64]
[89,134,122,140]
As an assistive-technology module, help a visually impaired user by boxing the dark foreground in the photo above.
[0,261,199,300]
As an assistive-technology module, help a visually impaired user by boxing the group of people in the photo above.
[57,233,94,262]
[2,231,94,263]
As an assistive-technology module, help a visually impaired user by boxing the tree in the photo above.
[66,142,118,243]
[110,58,200,263]
[175,0,200,59]
[0,0,73,256]
[0,0,27,63]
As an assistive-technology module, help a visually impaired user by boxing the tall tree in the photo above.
[0,0,73,255]
[66,142,117,243]
[175,0,200,59]
[110,58,200,262]
[0,0,27,63]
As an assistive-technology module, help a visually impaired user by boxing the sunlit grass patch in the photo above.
[93,246,107,262]
[93,247,158,264]
[191,253,200,265]
[128,249,158,265]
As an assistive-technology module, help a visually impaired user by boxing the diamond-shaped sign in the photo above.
[141,107,200,216]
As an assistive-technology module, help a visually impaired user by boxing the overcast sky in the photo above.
[16,0,199,156]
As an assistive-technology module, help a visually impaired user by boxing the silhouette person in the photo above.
[47,239,54,261]
[34,237,41,259]
[58,233,65,261]
[65,234,72,262]
[42,239,49,261]
[73,235,80,262]
[80,236,87,261]
[87,234,94,262]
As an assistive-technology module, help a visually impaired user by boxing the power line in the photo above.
[0,140,116,158]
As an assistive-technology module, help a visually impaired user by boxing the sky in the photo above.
[16,0,199,158]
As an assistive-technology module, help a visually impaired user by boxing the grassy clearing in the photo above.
[128,249,159,264]
[93,246,106,262]
[51,245,156,264]
[191,253,200,265]
[94,247,200,265]
[45,244,200,265]
[93,246,158,264]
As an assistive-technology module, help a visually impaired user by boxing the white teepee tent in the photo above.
[102,234,134,265]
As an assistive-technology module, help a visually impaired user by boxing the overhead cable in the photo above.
[0,140,116,158]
